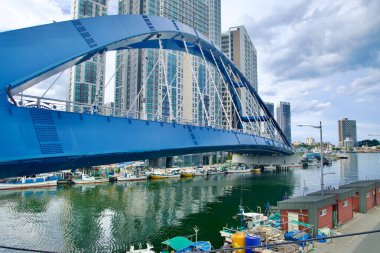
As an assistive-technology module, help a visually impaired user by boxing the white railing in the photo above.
[11,94,290,149]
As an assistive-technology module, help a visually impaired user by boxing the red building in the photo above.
[340,181,377,214]
[278,195,336,235]
[308,188,355,225]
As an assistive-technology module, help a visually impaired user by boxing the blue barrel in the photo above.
[245,234,260,253]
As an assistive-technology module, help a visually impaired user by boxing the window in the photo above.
[343,200,349,207]
[320,209,327,216]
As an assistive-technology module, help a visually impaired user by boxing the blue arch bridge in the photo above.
[0,15,292,178]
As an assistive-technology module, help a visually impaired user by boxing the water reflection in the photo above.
[340,153,359,184]
[0,154,379,252]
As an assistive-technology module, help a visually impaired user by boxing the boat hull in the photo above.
[117,176,147,181]
[72,179,106,184]
[0,180,57,190]
[181,173,194,177]
[225,170,251,174]
[150,174,180,179]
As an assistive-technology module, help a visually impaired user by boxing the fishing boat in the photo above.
[161,236,212,252]
[193,167,207,176]
[264,165,276,172]
[220,206,268,242]
[251,167,261,173]
[72,174,106,184]
[206,167,225,175]
[150,169,181,179]
[126,244,155,253]
[225,165,251,174]
[116,171,147,181]
[0,176,58,190]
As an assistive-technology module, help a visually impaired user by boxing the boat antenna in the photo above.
[194,226,199,242]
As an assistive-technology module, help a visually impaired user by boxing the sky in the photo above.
[0,0,379,145]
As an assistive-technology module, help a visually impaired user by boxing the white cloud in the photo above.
[1,0,379,145]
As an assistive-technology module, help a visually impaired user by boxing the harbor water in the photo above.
[0,153,379,252]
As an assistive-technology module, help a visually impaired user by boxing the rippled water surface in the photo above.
[0,153,379,252]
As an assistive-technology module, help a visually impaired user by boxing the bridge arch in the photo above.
[0,15,292,178]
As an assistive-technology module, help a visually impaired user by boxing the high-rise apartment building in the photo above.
[338,118,357,147]
[221,25,258,132]
[68,0,109,112]
[305,137,315,145]
[221,26,257,90]
[276,102,291,144]
[264,102,274,118]
[115,0,222,128]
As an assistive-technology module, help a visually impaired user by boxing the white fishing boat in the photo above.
[225,165,251,174]
[193,167,207,176]
[206,167,225,175]
[117,172,147,182]
[264,165,276,172]
[0,176,57,190]
[126,243,154,253]
[72,174,106,184]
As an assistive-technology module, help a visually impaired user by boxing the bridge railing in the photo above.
[11,94,236,131]
[8,94,291,150]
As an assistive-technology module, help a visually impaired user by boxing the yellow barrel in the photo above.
[231,232,246,253]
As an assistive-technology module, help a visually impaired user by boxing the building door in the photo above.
[352,194,359,212]
[333,204,338,227]
[373,190,376,206]
[288,212,299,231]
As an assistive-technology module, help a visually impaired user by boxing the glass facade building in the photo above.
[221,25,258,132]
[338,118,357,147]
[68,0,109,112]
[276,102,291,144]
[264,102,275,117]
[115,0,222,128]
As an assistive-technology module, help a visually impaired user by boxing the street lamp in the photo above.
[297,121,325,195]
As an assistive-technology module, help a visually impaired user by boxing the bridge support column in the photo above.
[148,158,166,169]
[232,154,302,166]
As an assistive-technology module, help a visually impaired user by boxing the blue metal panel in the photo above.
[0,105,292,178]
[0,15,293,178]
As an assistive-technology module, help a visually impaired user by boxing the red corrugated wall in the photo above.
[337,197,353,224]
[376,187,380,206]
[318,205,333,229]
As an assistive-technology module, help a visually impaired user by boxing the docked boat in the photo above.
[181,171,195,177]
[161,236,212,252]
[0,176,58,190]
[193,167,207,176]
[264,165,276,172]
[150,169,181,179]
[220,205,268,243]
[251,168,262,173]
[116,171,147,182]
[206,167,225,175]
[72,174,106,184]
[126,244,155,253]
[225,165,251,174]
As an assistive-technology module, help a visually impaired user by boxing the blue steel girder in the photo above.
[0,15,293,178]
[0,15,289,146]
